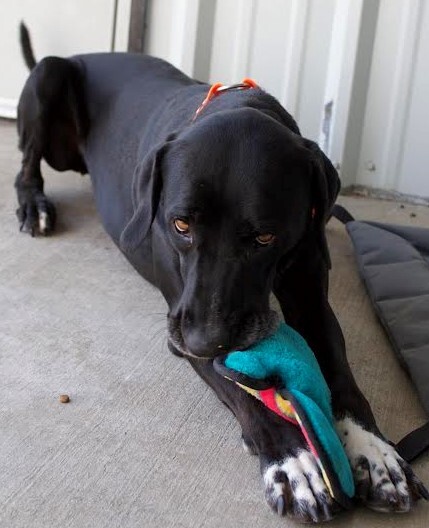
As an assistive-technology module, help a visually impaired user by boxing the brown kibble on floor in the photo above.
[59,394,70,403]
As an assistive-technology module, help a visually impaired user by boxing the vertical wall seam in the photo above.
[381,0,424,190]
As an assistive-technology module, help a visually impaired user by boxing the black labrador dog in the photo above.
[15,24,427,522]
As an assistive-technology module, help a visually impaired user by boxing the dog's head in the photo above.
[121,108,339,358]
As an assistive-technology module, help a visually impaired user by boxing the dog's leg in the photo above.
[187,358,340,522]
[273,242,429,512]
[15,144,56,236]
[15,57,87,236]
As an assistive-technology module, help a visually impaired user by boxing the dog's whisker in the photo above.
[148,326,167,345]
[159,335,169,355]
[138,313,166,324]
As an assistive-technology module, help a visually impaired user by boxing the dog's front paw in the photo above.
[16,191,56,236]
[262,449,339,523]
[336,417,429,512]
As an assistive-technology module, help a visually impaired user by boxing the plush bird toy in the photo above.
[213,322,355,508]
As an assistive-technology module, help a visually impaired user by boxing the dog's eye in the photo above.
[174,218,190,235]
[256,233,275,245]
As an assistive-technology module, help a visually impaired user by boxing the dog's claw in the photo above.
[321,501,333,521]
[276,496,285,516]
[400,493,411,511]
[308,504,319,523]
[388,495,399,507]
[355,478,370,500]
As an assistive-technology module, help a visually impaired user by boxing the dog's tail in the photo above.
[19,22,37,70]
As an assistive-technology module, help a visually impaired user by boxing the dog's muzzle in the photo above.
[167,310,280,359]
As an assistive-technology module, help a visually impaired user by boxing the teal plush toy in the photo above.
[213,322,355,508]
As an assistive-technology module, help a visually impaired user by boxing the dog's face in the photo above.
[161,109,316,358]
[121,108,337,358]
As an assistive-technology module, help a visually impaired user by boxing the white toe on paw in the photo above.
[263,450,332,521]
[38,211,48,233]
[336,417,411,511]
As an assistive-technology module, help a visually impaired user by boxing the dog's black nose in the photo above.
[184,329,229,358]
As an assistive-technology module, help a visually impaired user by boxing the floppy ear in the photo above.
[119,140,170,253]
[304,139,341,268]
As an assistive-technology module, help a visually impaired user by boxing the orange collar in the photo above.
[192,78,259,121]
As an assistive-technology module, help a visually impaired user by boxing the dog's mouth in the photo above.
[167,331,211,361]
[167,310,280,360]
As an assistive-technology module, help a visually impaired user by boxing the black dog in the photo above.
[15,24,427,522]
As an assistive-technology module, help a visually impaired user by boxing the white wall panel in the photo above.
[145,0,203,77]
[396,1,429,197]
[356,0,427,197]
[210,0,335,142]
[209,0,247,83]
[0,0,130,118]
[247,0,294,97]
[144,0,171,60]
[320,0,377,186]
[294,0,336,139]
[114,0,133,52]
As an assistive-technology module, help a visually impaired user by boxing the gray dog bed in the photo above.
[332,204,429,462]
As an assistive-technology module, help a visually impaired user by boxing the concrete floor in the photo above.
[0,118,428,527]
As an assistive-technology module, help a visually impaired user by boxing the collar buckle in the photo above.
[192,78,259,121]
